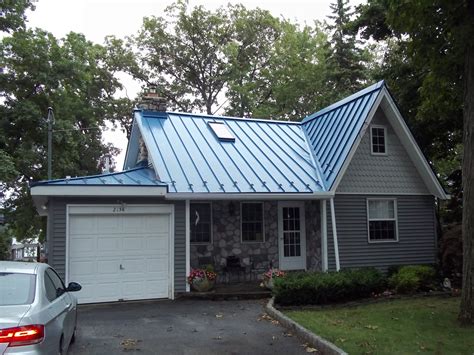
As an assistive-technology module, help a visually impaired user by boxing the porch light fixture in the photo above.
[228,201,236,216]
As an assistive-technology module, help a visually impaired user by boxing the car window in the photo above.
[44,268,65,301]
[0,272,36,305]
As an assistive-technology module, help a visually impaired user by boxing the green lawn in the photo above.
[286,297,474,355]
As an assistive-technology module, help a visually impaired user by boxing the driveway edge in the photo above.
[265,298,347,355]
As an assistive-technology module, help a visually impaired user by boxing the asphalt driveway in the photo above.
[69,299,308,355]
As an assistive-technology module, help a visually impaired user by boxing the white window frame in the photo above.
[370,125,388,156]
[240,202,265,243]
[190,202,213,245]
[366,198,399,243]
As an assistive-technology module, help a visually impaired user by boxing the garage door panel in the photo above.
[96,215,122,233]
[97,237,122,253]
[69,215,96,234]
[146,215,169,231]
[68,208,171,304]
[146,235,168,251]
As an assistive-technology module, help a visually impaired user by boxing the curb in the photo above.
[265,298,347,355]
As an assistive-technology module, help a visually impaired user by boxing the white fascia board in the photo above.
[165,192,334,200]
[31,185,167,197]
[379,88,448,199]
[330,90,384,192]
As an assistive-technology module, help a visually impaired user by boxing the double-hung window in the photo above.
[190,203,212,243]
[367,199,398,242]
[241,202,264,242]
[371,125,387,155]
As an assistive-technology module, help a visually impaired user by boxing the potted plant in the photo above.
[262,268,285,290]
[188,267,217,292]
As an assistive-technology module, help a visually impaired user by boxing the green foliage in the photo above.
[324,0,373,101]
[0,230,11,260]
[273,268,386,306]
[389,265,436,294]
[0,28,126,242]
[353,0,469,221]
[0,0,35,33]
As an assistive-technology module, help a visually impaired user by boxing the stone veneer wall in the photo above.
[190,200,321,282]
[305,201,322,271]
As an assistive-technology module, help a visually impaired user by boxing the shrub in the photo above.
[273,268,386,306]
[389,265,436,294]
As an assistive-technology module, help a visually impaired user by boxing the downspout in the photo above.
[185,200,190,292]
[329,198,341,271]
[320,200,328,272]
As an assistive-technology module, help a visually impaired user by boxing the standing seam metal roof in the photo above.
[137,111,324,194]
[33,82,386,195]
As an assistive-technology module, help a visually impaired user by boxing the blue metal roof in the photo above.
[302,81,384,189]
[31,166,166,187]
[136,111,324,193]
[32,81,387,196]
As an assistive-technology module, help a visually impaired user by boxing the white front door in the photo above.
[278,201,307,270]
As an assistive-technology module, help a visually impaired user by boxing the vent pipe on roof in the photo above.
[138,87,167,112]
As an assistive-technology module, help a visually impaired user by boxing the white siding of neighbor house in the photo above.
[47,197,186,294]
[325,195,437,271]
[337,107,429,194]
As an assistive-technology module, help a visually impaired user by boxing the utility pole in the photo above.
[46,107,54,180]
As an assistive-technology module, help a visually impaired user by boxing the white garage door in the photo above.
[67,205,173,304]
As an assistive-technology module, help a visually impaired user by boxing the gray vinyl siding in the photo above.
[337,108,429,194]
[326,194,436,271]
[46,197,186,295]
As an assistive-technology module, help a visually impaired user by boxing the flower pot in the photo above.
[191,278,215,292]
[263,278,274,290]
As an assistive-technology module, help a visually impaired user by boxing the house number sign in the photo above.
[113,206,126,213]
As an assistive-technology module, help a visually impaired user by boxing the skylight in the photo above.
[208,121,235,142]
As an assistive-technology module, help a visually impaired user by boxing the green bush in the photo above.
[389,265,436,294]
[273,268,386,306]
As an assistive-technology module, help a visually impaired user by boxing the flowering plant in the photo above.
[187,268,217,284]
[263,268,285,280]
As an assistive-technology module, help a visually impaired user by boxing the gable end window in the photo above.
[367,199,398,242]
[241,202,264,242]
[190,203,212,243]
[370,126,387,155]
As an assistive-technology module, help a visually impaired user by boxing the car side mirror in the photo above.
[66,282,82,292]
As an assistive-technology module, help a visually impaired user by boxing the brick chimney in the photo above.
[137,87,167,111]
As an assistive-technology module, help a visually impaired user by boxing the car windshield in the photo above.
[0,272,36,306]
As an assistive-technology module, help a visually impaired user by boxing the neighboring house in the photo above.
[30,81,448,304]
[11,242,40,261]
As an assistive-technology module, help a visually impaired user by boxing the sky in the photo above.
[26,0,364,171]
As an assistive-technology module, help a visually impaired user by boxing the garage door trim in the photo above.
[65,204,175,301]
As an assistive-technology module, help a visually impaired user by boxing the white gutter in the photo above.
[30,185,167,197]
[320,200,328,272]
[165,192,335,200]
[185,200,191,293]
[329,198,341,271]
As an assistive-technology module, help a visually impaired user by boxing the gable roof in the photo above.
[31,81,448,201]
[302,81,384,189]
[134,111,325,195]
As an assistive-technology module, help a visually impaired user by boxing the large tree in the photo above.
[325,0,373,101]
[0,29,123,241]
[354,0,473,324]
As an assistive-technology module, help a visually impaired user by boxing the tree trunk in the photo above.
[459,0,474,325]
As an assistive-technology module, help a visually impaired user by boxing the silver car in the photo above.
[0,261,81,354]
